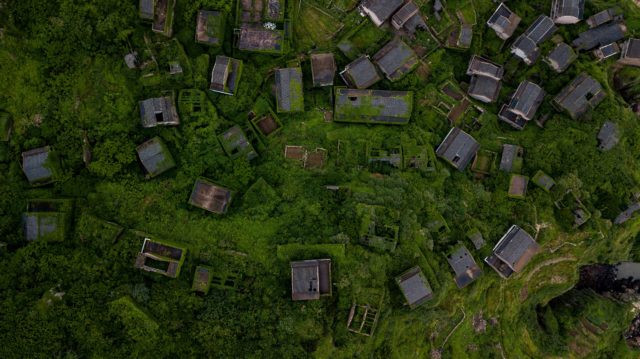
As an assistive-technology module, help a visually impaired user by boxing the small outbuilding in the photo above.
[532,170,556,192]
[597,121,619,151]
[22,146,55,185]
[545,42,577,73]
[192,265,214,294]
[485,225,539,279]
[586,8,619,28]
[310,53,336,87]
[291,259,332,301]
[499,144,523,173]
[395,266,433,309]
[139,96,180,128]
[447,246,483,289]
[435,127,480,171]
[508,174,529,199]
[210,56,243,95]
[136,137,176,178]
[340,56,382,89]
[189,178,233,214]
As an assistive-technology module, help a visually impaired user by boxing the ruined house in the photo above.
[134,238,187,278]
[532,170,556,192]
[553,73,606,119]
[290,259,332,301]
[22,199,72,242]
[435,127,480,171]
[485,225,539,279]
[487,3,521,40]
[511,15,557,65]
[139,0,154,20]
[395,266,433,309]
[572,22,627,51]
[139,96,180,128]
[447,246,483,289]
[275,67,304,113]
[619,38,640,67]
[508,174,529,199]
[136,137,176,178]
[498,80,545,130]
[340,56,382,89]
[192,265,213,294]
[466,55,504,103]
[195,10,224,46]
[210,56,243,95]
[334,88,413,125]
[499,144,523,173]
[310,53,336,87]
[359,0,404,27]
[218,125,258,160]
[545,42,577,73]
[149,0,175,37]
[390,1,427,36]
[597,121,619,151]
[550,0,585,24]
[21,146,55,185]
[237,27,284,54]
[372,39,418,82]
[284,145,327,169]
[189,178,233,214]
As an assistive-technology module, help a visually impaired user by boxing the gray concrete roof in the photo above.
[466,55,504,80]
[447,246,483,288]
[551,0,585,22]
[506,81,545,121]
[334,89,413,124]
[553,73,606,119]
[140,96,180,128]
[291,259,331,301]
[572,22,626,51]
[372,39,418,81]
[189,178,232,214]
[493,225,539,273]
[275,67,304,112]
[546,42,576,72]
[340,56,381,89]
[597,121,619,151]
[468,75,502,103]
[486,3,521,40]
[22,146,53,184]
[499,144,522,172]
[136,137,175,177]
[360,0,404,26]
[396,266,433,308]
[310,53,336,87]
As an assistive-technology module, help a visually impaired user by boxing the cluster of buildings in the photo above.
[15,1,640,342]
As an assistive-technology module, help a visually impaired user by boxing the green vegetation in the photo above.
[2,0,640,358]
